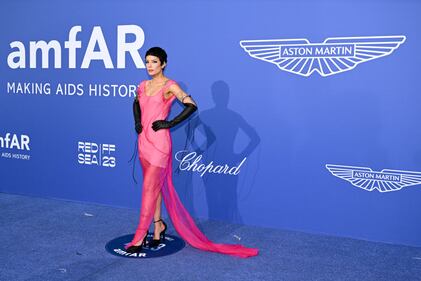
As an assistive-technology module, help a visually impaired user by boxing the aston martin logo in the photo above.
[240,36,406,77]
[326,164,421,192]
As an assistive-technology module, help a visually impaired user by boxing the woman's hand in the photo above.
[135,123,143,134]
[152,120,172,131]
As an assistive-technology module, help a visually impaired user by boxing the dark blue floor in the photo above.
[1,192,420,281]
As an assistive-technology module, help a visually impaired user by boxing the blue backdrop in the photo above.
[1,0,421,247]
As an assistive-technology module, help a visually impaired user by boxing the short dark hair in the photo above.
[145,47,167,69]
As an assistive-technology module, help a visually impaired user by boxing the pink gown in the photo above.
[125,79,259,258]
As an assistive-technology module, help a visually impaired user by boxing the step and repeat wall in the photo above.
[1,0,421,247]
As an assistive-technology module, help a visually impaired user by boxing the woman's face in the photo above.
[145,55,165,76]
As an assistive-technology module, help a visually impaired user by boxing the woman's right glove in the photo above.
[133,97,142,134]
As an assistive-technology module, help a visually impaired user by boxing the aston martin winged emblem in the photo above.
[326,164,421,192]
[240,36,406,77]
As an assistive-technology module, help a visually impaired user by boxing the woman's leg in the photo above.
[128,158,165,247]
[153,192,166,240]
[154,192,162,222]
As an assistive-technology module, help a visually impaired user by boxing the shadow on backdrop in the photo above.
[187,80,261,223]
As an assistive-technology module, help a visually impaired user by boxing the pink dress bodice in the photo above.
[137,80,177,168]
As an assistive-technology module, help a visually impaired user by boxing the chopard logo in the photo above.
[240,36,406,77]
[174,151,246,177]
[326,164,421,192]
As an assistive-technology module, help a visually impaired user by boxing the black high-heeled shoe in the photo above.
[126,231,149,253]
[150,219,167,248]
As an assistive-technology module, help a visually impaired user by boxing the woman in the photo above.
[125,47,258,258]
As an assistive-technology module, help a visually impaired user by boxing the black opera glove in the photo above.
[133,97,142,134]
[151,120,172,131]
[152,102,197,132]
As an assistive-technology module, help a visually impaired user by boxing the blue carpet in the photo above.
[1,192,420,281]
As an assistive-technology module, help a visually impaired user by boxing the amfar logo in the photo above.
[7,25,145,69]
[326,164,421,192]
[0,133,31,160]
[105,233,185,259]
[0,133,30,150]
[240,36,406,77]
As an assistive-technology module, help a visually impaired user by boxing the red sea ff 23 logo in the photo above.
[77,141,116,167]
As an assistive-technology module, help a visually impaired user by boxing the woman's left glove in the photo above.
[152,102,197,131]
